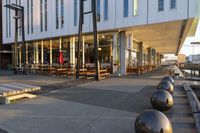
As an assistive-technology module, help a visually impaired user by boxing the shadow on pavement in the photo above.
[46,85,156,113]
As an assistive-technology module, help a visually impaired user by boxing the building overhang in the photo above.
[125,19,196,55]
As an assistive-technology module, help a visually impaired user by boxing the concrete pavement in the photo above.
[0,67,197,133]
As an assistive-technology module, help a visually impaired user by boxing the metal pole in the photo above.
[14,10,18,71]
[76,0,84,79]
[92,0,100,80]
[193,44,194,63]
[21,7,26,74]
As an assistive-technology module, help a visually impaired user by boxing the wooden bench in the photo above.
[67,68,76,78]
[48,67,57,76]
[99,69,110,80]
[57,68,68,77]
[79,69,110,80]
[0,82,41,104]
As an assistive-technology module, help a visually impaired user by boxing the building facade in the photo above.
[0,0,12,70]
[2,0,200,74]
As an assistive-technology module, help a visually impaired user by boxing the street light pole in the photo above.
[92,0,100,80]
[14,10,18,70]
[76,0,100,80]
[20,6,26,74]
[4,4,26,74]
[76,0,83,79]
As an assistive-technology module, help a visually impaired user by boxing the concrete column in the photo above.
[59,38,62,51]
[41,41,44,64]
[70,37,76,68]
[148,47,152,66]
[12,45,15,67]
[127,33,133,68]
[119,32,127,75]
[50,40,53,65]
[26,43,29,64]
[138,42,143,67]
[15,44,19,65]
[160,54,162,65]
[19,45,22,67]
[153,49,156,66]
[35,42,39,64]
[82,36,85,67]
[157,52,160,66]
[33,43,36,64]
[112,32,119,74]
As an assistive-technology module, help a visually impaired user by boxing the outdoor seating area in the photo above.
[14,63,111,80]
[126,65,158,75]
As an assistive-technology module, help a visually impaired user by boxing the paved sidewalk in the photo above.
[0,74,70,86]
[173,85,197,133]
[0,67,197,133]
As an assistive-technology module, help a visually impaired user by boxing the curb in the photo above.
[183,83,200,133]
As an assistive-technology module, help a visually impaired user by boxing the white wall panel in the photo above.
[2,0,198,44]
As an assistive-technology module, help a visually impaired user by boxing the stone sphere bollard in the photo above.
[135,109,172,133]
[157,80,174,94]
[162,76,174,85]
[151,90,174,111]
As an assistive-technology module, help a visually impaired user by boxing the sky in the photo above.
[180,22,200,56]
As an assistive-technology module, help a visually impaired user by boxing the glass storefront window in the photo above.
[84,34,112,64]
[127,40,139,68]
[28,42,34,64]
[52,39,59,64]
[143,46,148,66]
[43,41,50,64]
[62,38,70,64]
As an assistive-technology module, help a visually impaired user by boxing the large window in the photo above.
[40,0,43,32]
[74,0,77,26]
[104,0,108,20]
[123,0,128,17]
[6,0,8,38]
[31,0,34,33]
[17,0,22,36]
[44,0,48,31]
[158,0,164,11]
[133,0,138,16]
[8,0,11,37]
[27,0,30,34]
[170,0,176,9]
[61,0,64,28]
[97,0,101,21]
[56,0,59,29]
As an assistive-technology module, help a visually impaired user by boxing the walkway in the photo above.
[0,67,197,133]
[173,85,197,133]
[0,71,70,86]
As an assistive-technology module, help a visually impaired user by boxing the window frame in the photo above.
[104,0,108,21]
[44,0,48,31]
[56,0,59,29]
[61,0,64,28]
[170,0,176,9]
[74,0,78,26]
[133,0,138,16]
[123,0,129,17]
[158,0,164,11]
[97,0,101,22]
[40,0,43,32]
